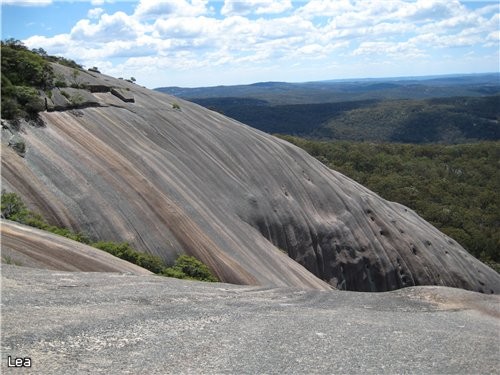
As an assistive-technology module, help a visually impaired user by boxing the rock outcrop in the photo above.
[1,63,499,292]
[1,220,152,275]
[2,265,499,374]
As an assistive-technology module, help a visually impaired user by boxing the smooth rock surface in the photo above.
[1,265,499,374]
[1,220,152,275]
[1,63,499,292]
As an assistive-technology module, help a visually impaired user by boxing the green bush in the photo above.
[1,190,89,242]
[52,56,82,69]
[47,226,91,244]
[161,267,189,279]
[92,241,166,274]
[1,96,19,119]
[1,191,28,221]
[1,39,53,88]
[1,191,46,226]
[9,137,26,155]
[169,255,218,282]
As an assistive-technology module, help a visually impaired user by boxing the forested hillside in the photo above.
[279,136,499,271]
[189,95,499,143]
[157,75,500,144]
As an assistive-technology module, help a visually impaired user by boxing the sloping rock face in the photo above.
[2,266,499,374]
[1,220,152,275]
[1,65,499,292]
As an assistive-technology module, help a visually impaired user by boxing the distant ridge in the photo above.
[156,72,500,98]
[155,73,500,143]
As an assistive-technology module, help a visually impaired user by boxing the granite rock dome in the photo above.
[2,64,499,292]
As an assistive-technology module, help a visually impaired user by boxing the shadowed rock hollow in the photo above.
[2,65,499,292]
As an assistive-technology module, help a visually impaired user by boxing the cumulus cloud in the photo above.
[221,0,292,16]
[394,0,461,21]
[88,8,105,19]
[152,16,219,39]
[134,0,208,19]
[353,41,425,59]
[71,11,146,42]
[296,0,354,18]
[17,0,500,87]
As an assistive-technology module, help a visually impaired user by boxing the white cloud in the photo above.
[394,0,460,21]
[487,30,499,42]
[91,0,105,5]
[353,41,425,59]
[23,33,71,55]
[71,11,145,42]
[296,0,354,18]
[152,16,219,38]
[17,0,499,87]
[221,0,292,16]
[88,8,105,19]
[134,0,209,19]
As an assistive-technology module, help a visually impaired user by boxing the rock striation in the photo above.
[1,220,152,275]
[1,63,499,292]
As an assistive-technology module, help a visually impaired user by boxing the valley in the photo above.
[156,75,500,143]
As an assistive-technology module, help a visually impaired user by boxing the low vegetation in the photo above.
[0,191,91,243]
[279,136,500,271]
[1,191,218,281]
[162,255,218,282]
[1,39,83,120]
[1,39,52,119]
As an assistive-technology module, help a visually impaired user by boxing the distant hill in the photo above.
[156,74,500,143]
[156,73,500,105]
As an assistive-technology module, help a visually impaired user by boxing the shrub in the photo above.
[1,191,28,220]
[1,96,19,119]
[1,39,53,88]
[1,85,44,119]
[53,56,82,69]
[172,102,181,110]
[54,80,66,88]
[161,267,189,279]
[47,226,91,244]
[92,241,166,274]
[9,135,26,155]
[1,191,89,240]
[54,73,67,88]
[70,93,84,106]
[165,255,218,282]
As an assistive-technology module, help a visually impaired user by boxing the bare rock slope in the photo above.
[2,265,499,374]
[2,65,499,292]
[1,220,152,275]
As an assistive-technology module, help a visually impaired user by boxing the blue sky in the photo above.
[2,0,499,88]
